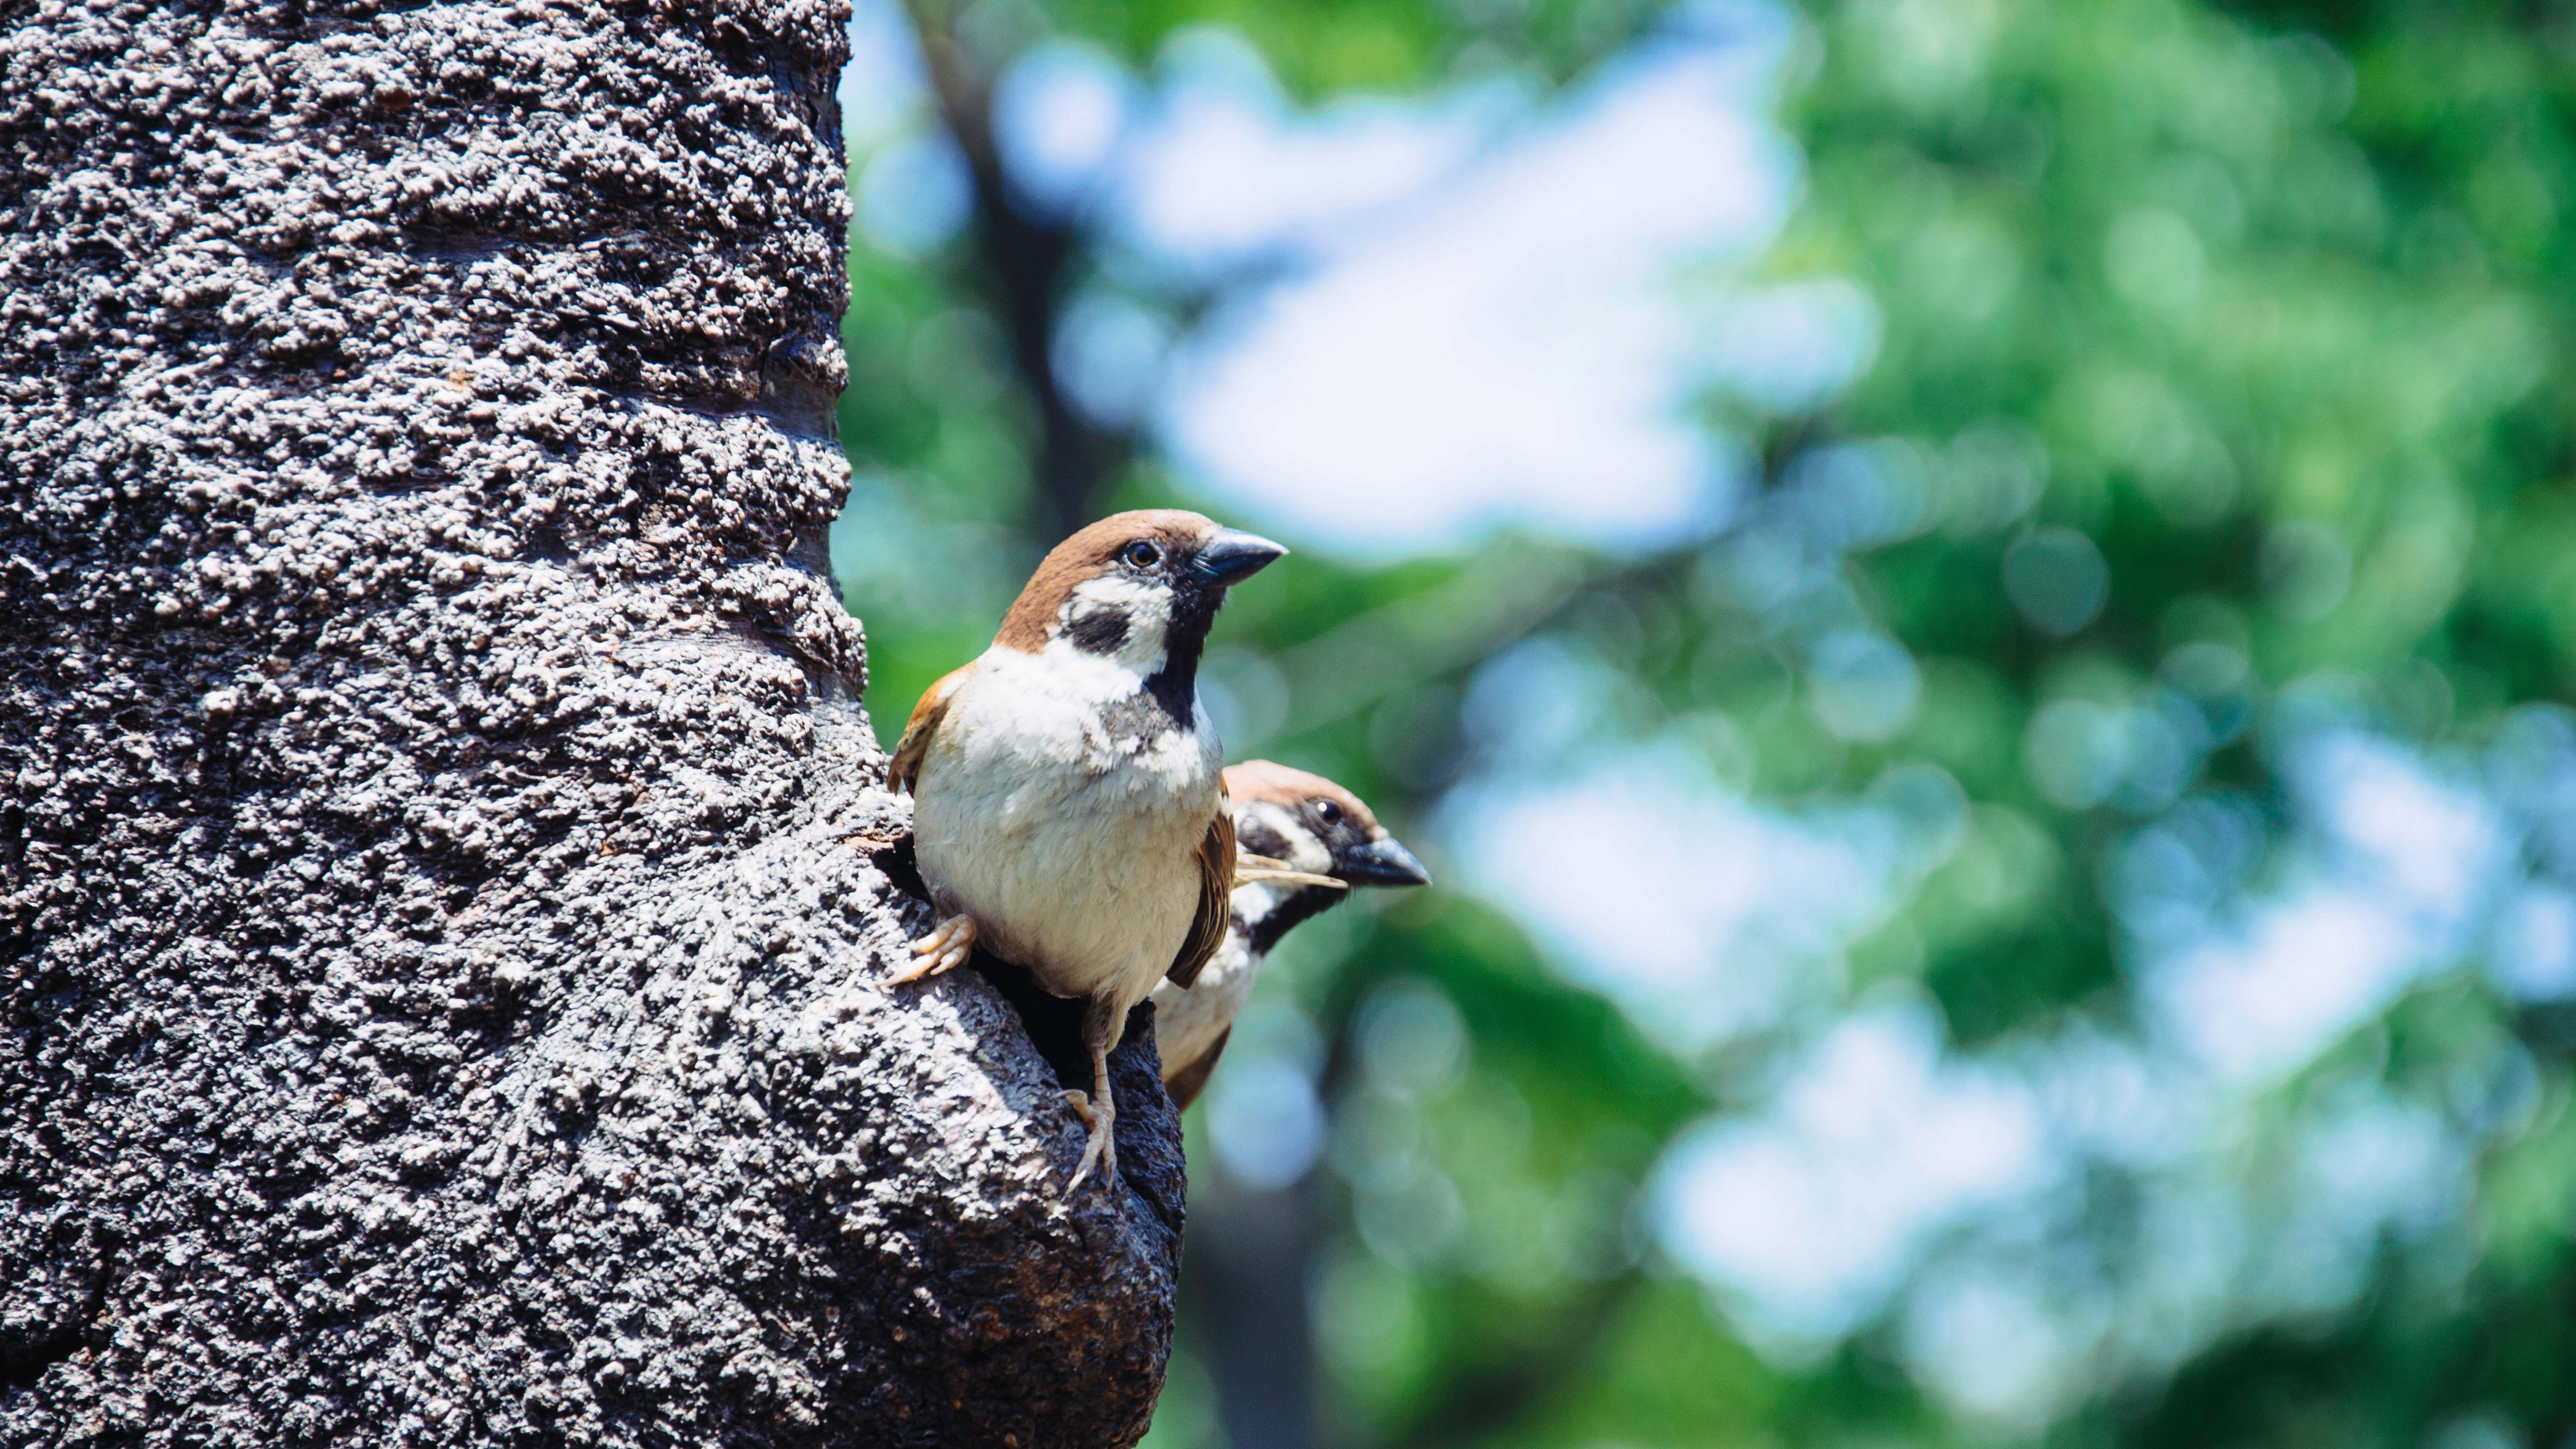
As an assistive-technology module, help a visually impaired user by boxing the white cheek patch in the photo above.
[1238,801,1331,875]
[1058,573,1174,672]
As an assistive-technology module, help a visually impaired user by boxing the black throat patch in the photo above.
[1236,884,1348,956]
[1138,597,1205,726]
[1138,663,1196,729]
[1138,584,1221,729]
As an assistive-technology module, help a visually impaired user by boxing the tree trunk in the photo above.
[0,0,1181,1444]
[1183,1176,1319,1449]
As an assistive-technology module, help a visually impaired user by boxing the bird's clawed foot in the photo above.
[888,913,977,985]
[1063,1087,1117,1192]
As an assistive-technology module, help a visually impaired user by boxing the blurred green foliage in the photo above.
[834,0,2576,1444]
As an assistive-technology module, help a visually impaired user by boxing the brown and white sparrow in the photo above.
[1156,760,1431,1110]
[887,509,1286,1189]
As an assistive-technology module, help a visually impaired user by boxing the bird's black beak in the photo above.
[1338,834,1431,888]
[1194,529,1288,587]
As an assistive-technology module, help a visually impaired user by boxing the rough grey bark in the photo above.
[0,0,1182,1444]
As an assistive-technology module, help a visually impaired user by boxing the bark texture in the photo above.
[0,0,1182,1444]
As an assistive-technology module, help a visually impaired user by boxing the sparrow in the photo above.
[1156,760,1431,1111]
[886,509,1287,1189]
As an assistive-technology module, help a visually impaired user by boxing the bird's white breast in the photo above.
[1150,881,1282,1076]
[910,644,1222,1013]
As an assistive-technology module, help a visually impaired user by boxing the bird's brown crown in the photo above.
[994,509,1223,654]
[1222,759,1383,836]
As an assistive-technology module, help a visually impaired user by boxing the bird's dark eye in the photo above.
[1120,540,1162,569]
[1313,799,1343,826]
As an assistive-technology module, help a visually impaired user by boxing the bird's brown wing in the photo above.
[1165,1025,1229,1111]
[887,663,971,794]
[1164,791,1235,989]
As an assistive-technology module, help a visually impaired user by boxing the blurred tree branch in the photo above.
[1304,957,1647,1449]
[898,0,1131,542]
[1393,1277,1636,1449]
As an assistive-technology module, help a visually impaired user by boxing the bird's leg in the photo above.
[888,912,977,985]
[1065,996,1121,1191]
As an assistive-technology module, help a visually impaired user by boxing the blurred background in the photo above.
[827,0,2576,1444]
